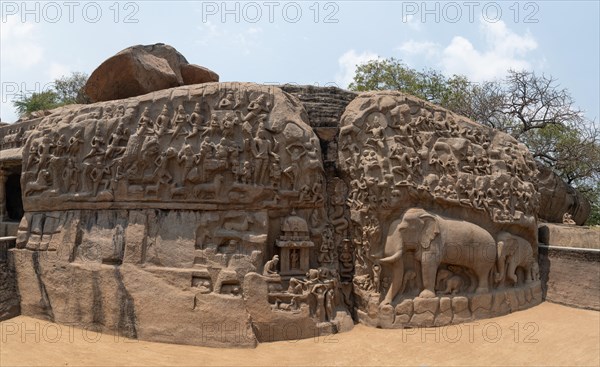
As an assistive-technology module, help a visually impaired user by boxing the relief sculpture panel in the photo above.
[337,91,542,328]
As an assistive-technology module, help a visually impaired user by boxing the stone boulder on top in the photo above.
[84,43,219,102]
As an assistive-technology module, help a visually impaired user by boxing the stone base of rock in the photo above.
[356,282,543,329]
[11,209,353,347]
[0,236,20,321]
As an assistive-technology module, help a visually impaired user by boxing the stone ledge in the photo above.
[539,223,600,250]
[358,281,543,329]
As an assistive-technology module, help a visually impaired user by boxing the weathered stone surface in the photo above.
[337,90,539,327]
[491,292,510,315]
[538,246,599,310]
[470,293,492,313]
[7,76,552,343]
[539,223,600,249]
[85,44,219,102]
[181,64,220,86]
[434,307,453,326]
[378,304,395,328]
[279,85,357,129]
[504,289,519,312]
[452,296,469,313]
[13,82,357,347]
[409,311,435,326]
[395,299,414,316]
[394,313,411,325]
[537,163,590,225]
[0,237,19,321]
[439,297,452,312]
[414,297,439,314]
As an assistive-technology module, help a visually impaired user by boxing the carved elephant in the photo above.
[436,268,463,295]
[495,231,535,285]
[379,208,496,304]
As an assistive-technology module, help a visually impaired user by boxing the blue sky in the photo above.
[1,1,598,124]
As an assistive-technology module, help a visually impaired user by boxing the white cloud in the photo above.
[404,14,422,31]
[0,17,44,68]
[335,50,379,88]
[196,22,263,55]
[47,63,71,80]
[398,40,439,59]
[396,19,539,81]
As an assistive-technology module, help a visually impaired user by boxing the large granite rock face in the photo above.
[85,44,219,102]
[337,91,542,328]
[536,163,591,225]
[15,82,349,347]
[13,83,545,346]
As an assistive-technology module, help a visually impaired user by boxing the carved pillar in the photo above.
[0,169,7,222]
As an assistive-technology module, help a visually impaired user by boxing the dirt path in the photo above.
[1,302,598,366]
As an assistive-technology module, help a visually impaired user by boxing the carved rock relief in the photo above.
[21,83,325,212]
[14,83,354,347]
[337,91,541,328]
[13,86,545,344]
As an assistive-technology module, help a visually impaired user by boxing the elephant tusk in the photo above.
[379,251,403,264]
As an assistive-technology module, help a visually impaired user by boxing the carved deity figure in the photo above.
[68,129,84,157]
[83,125,106,161]
[62,158,80,192]
[54,134,67,157]
[218,92,237,110]
[284,144,306,190]
[177,144,196,183]
[187,103,205,139]
[263,255,279,276]
[137,107,153,134]
[562,212,576,225]
[155,105,170,135]
[251,127,278,185]
[170,104,189,140]
[89,156,110,196]
[105,122,130,159]
[243,94,269,123]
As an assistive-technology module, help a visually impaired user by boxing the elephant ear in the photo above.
[419,213,440,249]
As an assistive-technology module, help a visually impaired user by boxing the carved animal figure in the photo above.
[379,208,496,304]
[24,169,51,196]
[192,174,225,200]
[495,231,535,285]
[436,268,463,295]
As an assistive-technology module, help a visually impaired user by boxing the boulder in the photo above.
[85,43,219,102]
[537,163,591,225]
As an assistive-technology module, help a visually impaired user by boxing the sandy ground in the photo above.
[0,302,598,367]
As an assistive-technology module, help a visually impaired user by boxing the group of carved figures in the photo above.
[264,256,341,323]
[340,104,540,222]
[1,127,23,149]
[23,91,324,204]
[351,208,539,306]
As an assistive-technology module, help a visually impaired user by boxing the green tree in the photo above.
[53,71,90,104]
[13,90,61,116]
[12,72,89,117]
